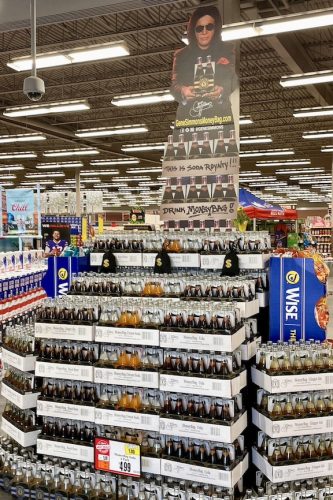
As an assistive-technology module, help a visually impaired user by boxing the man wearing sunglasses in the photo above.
[171,6,236,132]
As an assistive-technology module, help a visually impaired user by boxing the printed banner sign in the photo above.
[129,209,145,224]
[269,257,327,342]
[5,188,36,234]
[160,3,239,229]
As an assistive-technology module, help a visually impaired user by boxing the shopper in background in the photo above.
[275,220,288,248]
[171,6,235,128]
[44,230,68,257]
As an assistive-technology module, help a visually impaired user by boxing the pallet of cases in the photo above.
[252,340,333,483]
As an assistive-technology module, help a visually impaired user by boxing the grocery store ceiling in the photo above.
[0,0,332,208]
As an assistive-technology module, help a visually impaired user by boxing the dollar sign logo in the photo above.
[156,258,162,267]
[103,259,109,268]
[225,259,232,269]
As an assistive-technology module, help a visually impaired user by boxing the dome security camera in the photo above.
[23,75,45,102]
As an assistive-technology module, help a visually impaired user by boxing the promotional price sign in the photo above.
[94,438,141,478]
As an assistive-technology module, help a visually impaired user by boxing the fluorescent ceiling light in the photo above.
[0,133,46,143]
[36,162,83,169]
[82,178,101,183]
[43,148,99,157]
[91,158,139,166]
[112,176,150,182]
[21,180,55,185]
[239,115,253,125]
[126,168,162,174]
[80,170,119,176]
[0,165,24,171]
[0,182,14,186]
[239,170,261,176]
[122,143,165,152]
[7,41,129,71]
[240,135,272,144]
[222,8,333,41]
[281,70,333,88]
[276,168,324,175]
[293,105,333,118]
[75,124,148,138]
[0,152,36,159]
[112,90,174,107]
[25,172,65,178]
[0,174,16,180]
[256,159,310,167]
[303,130,333,139]
[322,146,333,153]
[4,100,90,118]
[240,148,294,157]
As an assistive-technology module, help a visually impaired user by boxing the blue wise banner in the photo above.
[42,257,87,297]
[269,257,328,342]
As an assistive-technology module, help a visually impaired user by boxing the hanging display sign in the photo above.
[160,4,239,229]
[5,188,37,234]
[94,438,141,478]
[269,257,328,342]
[129,208,145,224]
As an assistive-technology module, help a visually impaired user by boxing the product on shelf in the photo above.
[90,230,271,254]
[256,340,333,374]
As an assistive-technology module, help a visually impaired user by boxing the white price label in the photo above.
[95,438,141,477]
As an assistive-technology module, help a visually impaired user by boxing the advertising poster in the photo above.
[5,188,36,234]
[269,257,328,342]
[41,222,70,256]
[129,208,145,224]
[160,4,239,229]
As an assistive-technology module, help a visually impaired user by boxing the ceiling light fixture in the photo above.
[0,133,46,143]
[3,99,90,117]
[240,148,294,158]
[90,158,139,166]
[322,146,333,153]
[240,135,272,144]
[280,69,333,88]
[239,115,253,125]
[0,165,24,171]
[36,161,83,169]
[276,168,324,175]
[256,159,311,167]
[111,90,174,107]
[7,41,129,71]
[25,172,65,178]
[80,170,119,176]
[293,105,333,118]
[43,148,99,157]
[221,8,333,41]
[0,152,37,159]
[121,143,165,152]
[303,130,333,139]
[75,124,148,138]
[126,168,162,174]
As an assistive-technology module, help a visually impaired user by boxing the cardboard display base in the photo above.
[160,370,247,398]
[37,438,94,462]
[252,447,333,483]
[2,418,40,447]
[2,348,37,372]
[251,366,333,393]
[1,383,39,410]
[159,411,247,444]
[252,407,333,438]
[160,454,249,488]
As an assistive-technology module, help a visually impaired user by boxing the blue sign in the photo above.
[42,256,88,298]
[270,257,327,342]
